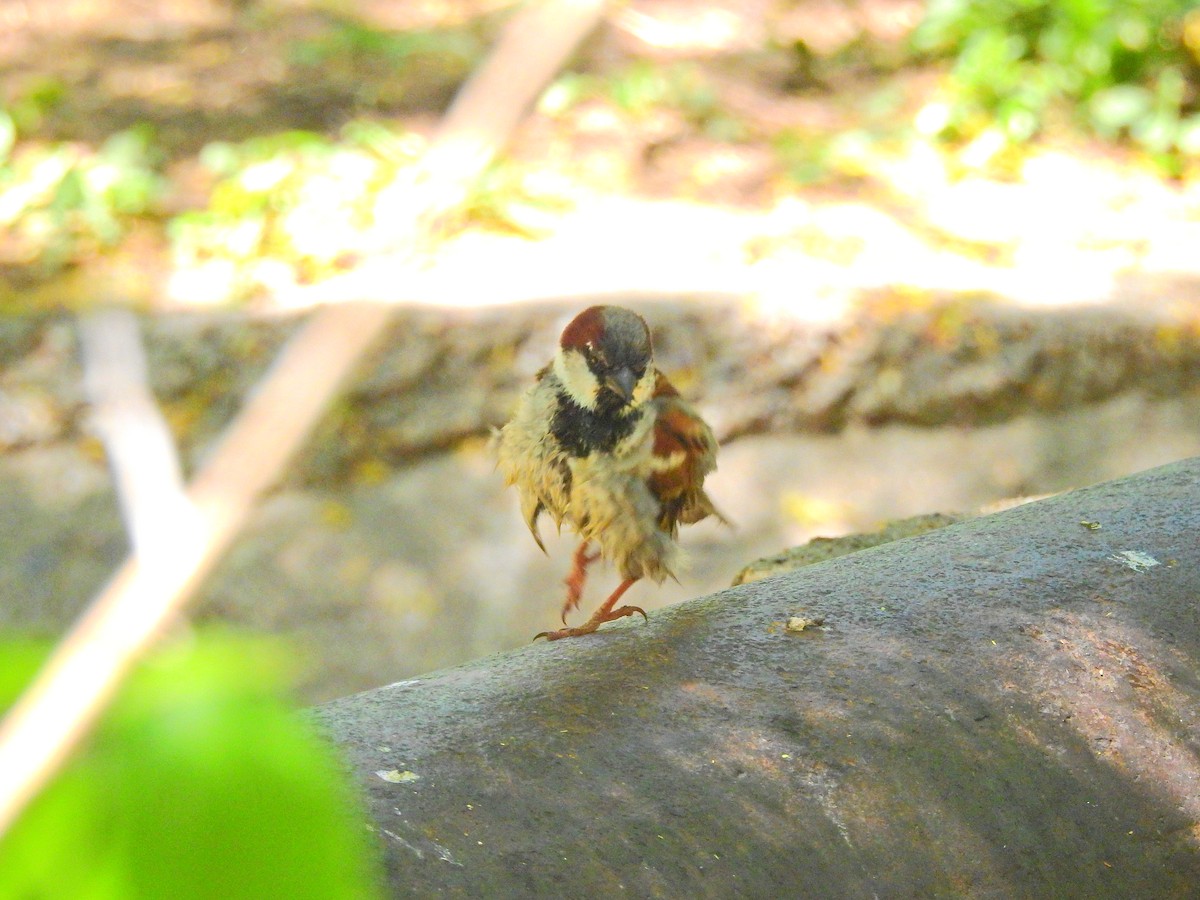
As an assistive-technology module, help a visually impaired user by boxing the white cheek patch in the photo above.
[553,350,600,409]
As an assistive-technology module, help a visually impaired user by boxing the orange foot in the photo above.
[535,578,645,641]
[560,541,601,624]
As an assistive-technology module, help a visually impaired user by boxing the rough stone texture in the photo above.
[316,458,1200,898]
[4,294,1200,479]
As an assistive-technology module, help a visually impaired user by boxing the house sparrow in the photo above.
[495,305,725,640]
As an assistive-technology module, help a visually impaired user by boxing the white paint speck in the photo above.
[432,843,462,866]
[376,769,421,783]
[382,829,424,860]
[1108,550,1161,573]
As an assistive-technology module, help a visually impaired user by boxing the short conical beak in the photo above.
[605,367,637,403]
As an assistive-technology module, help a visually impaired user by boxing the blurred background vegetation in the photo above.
[0,0,1194,308]
[913,0,1199,170]
[2,0,1198,894]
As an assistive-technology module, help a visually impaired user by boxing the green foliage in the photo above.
[0,634,382,899]
[0,122,166,270]
[286,18,484,107]
[289,20,482,72]
[913,0,1200,165]
[771,129,838,185]
[451,163,574,238]
[168,125,420,300]
[607,61,719,121]
[169,121,570,302]
[6,77,68,135]
[771,128,887,186]
[543,62,746,139]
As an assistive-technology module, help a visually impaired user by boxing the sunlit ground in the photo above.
[285,143,1200,316]
[0,0,1196,319]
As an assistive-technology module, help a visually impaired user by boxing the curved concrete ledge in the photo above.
[316,458,1200,897]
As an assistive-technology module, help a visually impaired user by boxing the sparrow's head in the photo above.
[553,306,655,413]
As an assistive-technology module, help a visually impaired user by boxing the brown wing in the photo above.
[647,371,728,535]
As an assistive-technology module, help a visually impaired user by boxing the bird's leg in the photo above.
[535,577,646,641]
[560,541,600,624]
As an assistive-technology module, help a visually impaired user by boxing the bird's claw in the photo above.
[623,605,648,623]
[533,605,647,642]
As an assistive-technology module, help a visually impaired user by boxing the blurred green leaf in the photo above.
[0,634,382,899]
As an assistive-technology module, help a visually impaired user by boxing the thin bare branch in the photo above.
[78,309,192,558]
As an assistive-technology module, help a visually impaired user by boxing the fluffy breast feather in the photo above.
[564,405,680,582]
[495,366,722,582]
[493,370,572,550]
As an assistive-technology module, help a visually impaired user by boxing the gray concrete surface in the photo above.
[316,457,1200,898]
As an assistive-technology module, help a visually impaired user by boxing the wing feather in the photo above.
[647,371,727,535]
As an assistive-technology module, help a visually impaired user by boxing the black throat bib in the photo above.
[551,390,640,457]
